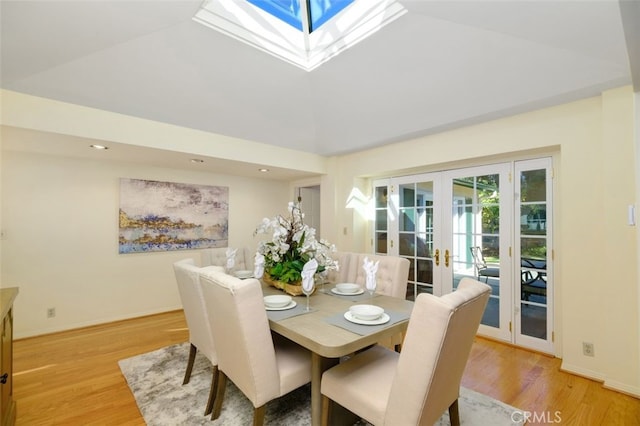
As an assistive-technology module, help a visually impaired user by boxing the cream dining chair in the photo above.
[331,252,410,351]
[331,252,410,299]
[198,269,312,424]
[172,258,223,416]
[320,277,491,426]
[200,247,253,271]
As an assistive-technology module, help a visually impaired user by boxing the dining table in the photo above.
[262,281,414,426]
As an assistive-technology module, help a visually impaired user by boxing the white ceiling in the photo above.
[1,0,639,162]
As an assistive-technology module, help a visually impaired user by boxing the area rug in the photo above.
[119,343,523,425]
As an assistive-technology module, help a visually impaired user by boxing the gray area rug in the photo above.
[119,343,522,425]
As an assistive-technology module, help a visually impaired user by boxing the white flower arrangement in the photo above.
[255,201,338,283]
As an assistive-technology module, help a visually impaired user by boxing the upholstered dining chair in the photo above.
[200,247,252,271]
[332,252,410,351]
[172,258,224,416]
[331,252,410,299]
[198,270,312,424]
[320,277,491,426]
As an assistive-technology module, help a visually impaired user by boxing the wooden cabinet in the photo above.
[0,288,17,426]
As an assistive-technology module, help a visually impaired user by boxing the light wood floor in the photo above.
[13,310,640,425]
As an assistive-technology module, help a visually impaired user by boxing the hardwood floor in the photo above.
[13,310,640,425]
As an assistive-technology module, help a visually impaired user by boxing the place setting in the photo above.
[330,282,363,295]
[325,303,408,336]
[324,257,405,334]
[328,282,381,302]
[328,257,382,302]
[233,270,254,279]
[264,294,313,321]
[264,259,318,321]
[344,304,390,325]
[264,295,296,311]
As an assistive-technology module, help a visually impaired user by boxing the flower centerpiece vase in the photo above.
[255,201,338,297]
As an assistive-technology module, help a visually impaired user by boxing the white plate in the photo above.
[265,301,297,311]
[235,270,254,279]
[344,311,390,325]
[331,287,365,296]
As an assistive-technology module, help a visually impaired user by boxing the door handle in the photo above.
[445,249,450,267]
[435,249,440,266]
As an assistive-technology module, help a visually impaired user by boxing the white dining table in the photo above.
[262,282,414,426]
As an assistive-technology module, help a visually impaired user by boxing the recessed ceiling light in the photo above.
[259,168,270,172]
[190,158,205,163]
[90,144,108,150]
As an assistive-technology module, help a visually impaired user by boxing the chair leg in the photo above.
[252,405,266,426]
[321,395,332,426]
[204,365,219,416]
[211,371,227,420]
[448,399,460,426]
[182,343,197,385]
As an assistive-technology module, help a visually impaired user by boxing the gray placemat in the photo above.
[266,302,316,321]
[324,309,409,336]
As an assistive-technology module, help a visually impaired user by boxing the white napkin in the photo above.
[254,252,265,279]
[363,256,379,293]
[226,248,238,271]
[301,258,319,293]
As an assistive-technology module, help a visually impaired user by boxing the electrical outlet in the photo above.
[582,342,594,357]
[47,307,56,318]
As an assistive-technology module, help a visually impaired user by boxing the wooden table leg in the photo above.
[311,353,323,426]
[311,353,338,426]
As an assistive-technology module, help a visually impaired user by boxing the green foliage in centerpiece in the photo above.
[255,202,338,283]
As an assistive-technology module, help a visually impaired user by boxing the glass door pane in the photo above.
[451,174,500,322]
[443,164,512,342]
[374,184,389,254]
[515,158,553,353]
[398,181,436,299]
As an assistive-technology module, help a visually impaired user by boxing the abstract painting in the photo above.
[119,178,228,253]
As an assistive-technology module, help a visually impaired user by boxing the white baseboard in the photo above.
[562,362,640,398]
[603,379,640,398]
[560,361,605,382]
[14,305,183,339]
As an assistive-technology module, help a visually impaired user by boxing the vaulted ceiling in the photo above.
[1,0,639,162]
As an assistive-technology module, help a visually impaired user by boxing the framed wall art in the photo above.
[119,178,229,253]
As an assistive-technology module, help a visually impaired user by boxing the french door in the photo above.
[374,173,441,300]
[514,159,553,353]
[373,158,553,353]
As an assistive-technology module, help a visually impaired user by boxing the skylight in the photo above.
[193,0,407,72]
[246,0,355,32]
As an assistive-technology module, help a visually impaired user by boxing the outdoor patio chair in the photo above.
[469,246,500,283]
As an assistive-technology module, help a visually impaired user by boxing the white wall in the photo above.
[1,150,289,338]
[0,136,3,280]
